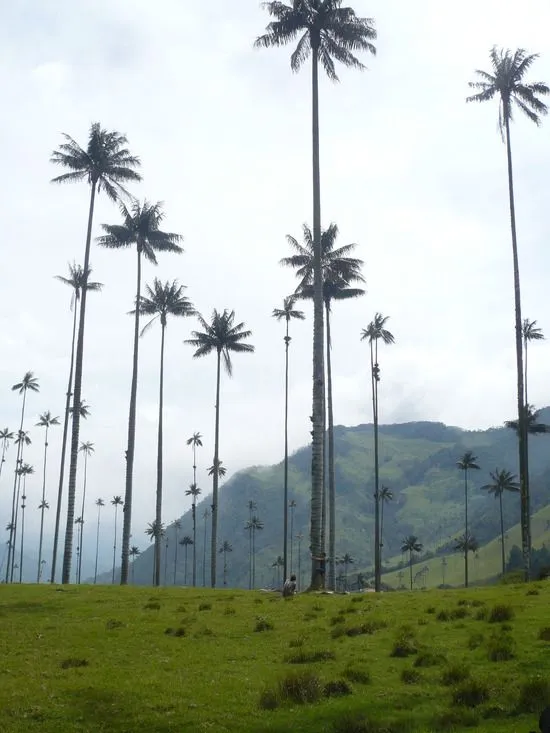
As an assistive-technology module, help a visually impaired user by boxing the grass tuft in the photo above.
[143,601,160,611]
[452,679,490,707]
[258,689,279,710]
[390,626,418,658]
[517,676,550,713]
[441,663,470,686]
[538,626,550,641]
[401,668,421,684]
[342,665,371,685]
[487,631,515,662]
[488,604,514,623]
[324,679,352,697]
[198,602,212,611]
[254,616,273,632]
[60,657,89,670]
[278,670,322,704]
[286,649,335,664]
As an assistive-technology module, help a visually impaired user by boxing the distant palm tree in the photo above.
[186,309,254,587]
[273,296,305,582]
[361,314,395,592]
[93,498,105,584]
[219,540,233,586]
[272,555,284,589]
[69,401,91,420]
[130,545,140,584]
[98,203,183,585]
[163,536,169,586]
[179,536,193,585]
[17,463,34,583]
[289,500,297,574]
[401,536,423,591]
[379,486,393,573]
[256,1,377,590]
[467,48,549,580]
[296,532,304,590]
[51,122,141,585]
[245,515,264,589]
[186,431,203,586]
[51,263,102,584]
[0,428,14,482]
[482,469,520,576]
[341,552,354,591]
[172,520,182,586]
[74,516,83,582]
[145,520,165,585]
[522,319,544,409]
[35,411,60,583]
[505,404,549,436]
[202,508,210,587]
[7,372,39,583]
[77,441,95,584]
[111,496,123,584]
[10,432,32,583]
[456,452,480,588]
[246,500,257,589]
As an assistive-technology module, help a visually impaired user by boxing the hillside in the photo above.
[105,410,550,588]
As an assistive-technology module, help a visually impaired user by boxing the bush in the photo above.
[441,664,470,686]
[286,649,335,664]
[390,627,418,658]
[330,613,346,626]
[288,637,305,648]
[278,671,322,704]
[198,602,212,611]
[324,680,352,697]
[467,632,484,650]
[517,677,550,713]
[341,620,388,638]
[474,607,488,621]
[538,627,550,641]
[164,626,186,637]
[223,607,236,616]
[342,665,371,685]
[488,604,514,623]
[425,606,436,614]
[436,609,450,621]
[452,679,490,707]
[254,617,273,632]
[258,690,279,710]
[471,599,485,608]
[449,607,469,620]
[401,668,421,684]
[413,650,446,668]
[487,632,515,662]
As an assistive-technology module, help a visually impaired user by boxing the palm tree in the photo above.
[17,463,34,583]
[361,314,395,592]
[341,552,354,591]
[456,451,480,588]
[163,535,169,586]
[36,411,60,583]
[76,441,94,584]
[244,515,264,589]
[467,49,549,580]
[0,428,14,482]
[111,496,123,584]
[454,535,479,585]
[246,499,257,590]
[401,536,423,591]
[185,482,202,587]
[97,203,183,585]
[522,319,544,409]
[69,401,91,420]
[186,310,254,587]
[296,532,304,590]
[219,540,233,586]
[272,555,284,588]
[7,373,39,583]
[51,124,141,585]
[145,520,165,584]
[202,508,210,587]
[379,486,393,574]
[11,432,31,583]
[172,520,182,586]
[273,296,305,582]
[289,499,297,573]
[133,280,194,586]
[74,516,83,582]
[482,469,520,576]
[256,2,376,590]
[208,460,227,479]
[178,536,193,585]
[93,498,105,584]
[51,265,102,584]
[130,545,140,584]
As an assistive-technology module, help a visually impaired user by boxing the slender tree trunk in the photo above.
[6,392,27,583]
[154,320,166,587]
[37,425,49,582]
[499,492,506,577]
[248,527,252,590]
[192,443,197,587]
[325,303,336,591]
[290,505,294,573]
[173,526,178,586]
[19,479,26,583]
[203,513,207,587]
[504,114,528,580]
[371,340,381,592]
[62,181,97,584]
[0,438,8,482]
[464,469,469,589]
[252,527,256,589]
[77,453,88,584]
[132,558,135,584]
[283,323,290,582]
[523,335,531,543]
[409,553,413,591]
[310,42,325,591]
[11,464,24,583]
[184,545,188,585]
[94,504,101,583]
[112,506,118,584]
[164,541,168,586]
[211,351,222,587]
[121,249,142,585]
[380,497,385,577]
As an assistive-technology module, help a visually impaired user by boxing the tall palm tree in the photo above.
[296,532,304,590]
[178,536,193,585]
[17,463,34,583]
[244,515,264,589]
[246,499,257,590]
[467,48,549,580]
[51,264,102,584]
[7,373,39,583]
[256,2,376,590]
[361,314,395,591]
[10,432,32,583]
[379,485,393,575]
[202,508,210,587]
[93,498,105,584]
[76,441,94,584]
[172,520,182,586]
[97,203,183,585]
[456,451,480,588]
[401,536,423,591]
[341,552,354,591]
[135,280,194,585]
[506,404,549,436]
[289,499,297,573]
[219,540,233,586]
[0,428,14,482]
[482,469,520,576]
[163,535,169,586]
[51,124,141,585]
[273,296,305,583]
[186,309,254,587]
[74,516,83,582]
[185,482,202,587]
[111,495,123,584]
[522,319,544,409]
[36,411,60,583]
[272,555,284,588]
[145,520,165,584]
[130,545,140,584]
[454,535,479,585]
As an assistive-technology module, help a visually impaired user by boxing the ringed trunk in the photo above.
[154,320,166,587]
[211,351,222,587]
[325,303,336,591]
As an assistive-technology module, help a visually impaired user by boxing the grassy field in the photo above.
[1,583,549,732]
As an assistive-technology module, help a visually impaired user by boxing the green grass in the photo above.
[0,583,548,731]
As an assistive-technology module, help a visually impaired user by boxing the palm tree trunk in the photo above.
[132,559,135,584]
[325,303,336,591]
[523,335,531,549]
[120,249,143,585]
[252,527,256,589]
[283,323,290,582]
[0,438,7,482]
[164,541,168,586]
[11,465,24,582]
[77,453,88,584]
[94,504,101,583]
[499,492,506,577]
[192,504,197,587]
[464,469,469,589]
[248,527,252,590]
[504,114,528,580]
[62,181,97,584]
[211,350,222,588]
[7,392,27,583]
[409,552,413,591]
[154,321,166,587]
[371,341,381,592]
[112,506,118,584]
[37,425,49,582]
[380,498,385,577]
[184,545,188,585]
[310,42,325,591]
[290,504,294,573]
[203,513,207,587]
[19,480,26,583]
[173,526,178,586]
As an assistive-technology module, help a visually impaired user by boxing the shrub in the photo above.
[434,709,480,729]
[449,607,469,620]
[474,607,488,621]
[105,619,124,630]
[436,609,450,621]
[288,637,305,648]
[258,690,279,710]
[223,607,236,616]
[488,604,514,623]
[425,606,436,614]
[401,668,421,684]
[312,604,323,612]
[254,617,273,632]
[487,632,515,662]
[198,602,212,611]
[457,599,469,607]
[143,602,160,611]
[467,632,484,650]
[278,671,322,704]
[452,679,490,707]
[344,605,359,615]
[413,650,445,668]
[324,680,352,697]
[390,627,418,658]
[286,649,335,664]
[61,658,89,670]
[342,665,371,685]
[526,588,540,596]
[330,613,346,626]
[441,664,470,686]
[517,677,550,713]
[538,627,550,641]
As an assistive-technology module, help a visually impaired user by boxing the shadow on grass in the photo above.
[65,688,177,732]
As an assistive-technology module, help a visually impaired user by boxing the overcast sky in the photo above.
[1,0,550,566]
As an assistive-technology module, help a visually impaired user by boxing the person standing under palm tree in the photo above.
[467,49,548,580]
[98,204,183,586]
[482,469,519,577]
[35,411,60,583]
[111,496,123,583]
[456,452,480,588]
[51,124,141,585]
[186,310,254,587]
[256,2,376,590]
[93,498,105,584]
[186,431,203,586]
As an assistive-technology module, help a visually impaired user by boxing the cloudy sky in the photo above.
[1,0,550,569]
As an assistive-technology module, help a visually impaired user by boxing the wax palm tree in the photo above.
[273,296,305,582]
[163,535,169,586]
[341,552,354,591]
[219,540,233,586]
[186,310,254,587]
[11,432,32,582]
[17,463,34,583]
[111,496,123,584]
[506,405,549,437]
[289,499,297,573]
[379,486,393,573]
[76,441,94,584]
[272,555,284,588]
[0,428,14,482]
[185,482,202,587]
[93,498,104,584]
[202,508,210,587]
[456,452,480,588]
[50,265,102,584]
[179,536,193,585]
[467,48,549,580]
[97,203,183,584]
[130,545,140,584]
[36,411,60,583]
[134,280,194,585]
[51,124,141,585]
[454,534,479,581]
[172,519,182,586]
[482,469,520,576]
[69,400,91,420]
[245,515,264,589]
[74,516,83,582]
[246,499,257,589]
[522,319,544,408]
[207,460,227,479]
[256,2,376,589]
[401,536,423,591]
[361,314,395,591]
[145,520,165,585]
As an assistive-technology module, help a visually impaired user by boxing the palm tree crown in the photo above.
[55,264,103,309]
[456,451,480,472]
[523,318,544,343]
[505,406,549,435]
[146,520,165,541]
[272,296,306,324]
[361,313,395,348]
[186,432,203,448]
[401,536,423,555]
[185,483,202,500]
[36,411,60,430]
[186,310,255,374]
[482,469,520,498]
[136,278,195,333]
[79,441,95,456]
[12,372,40,396]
